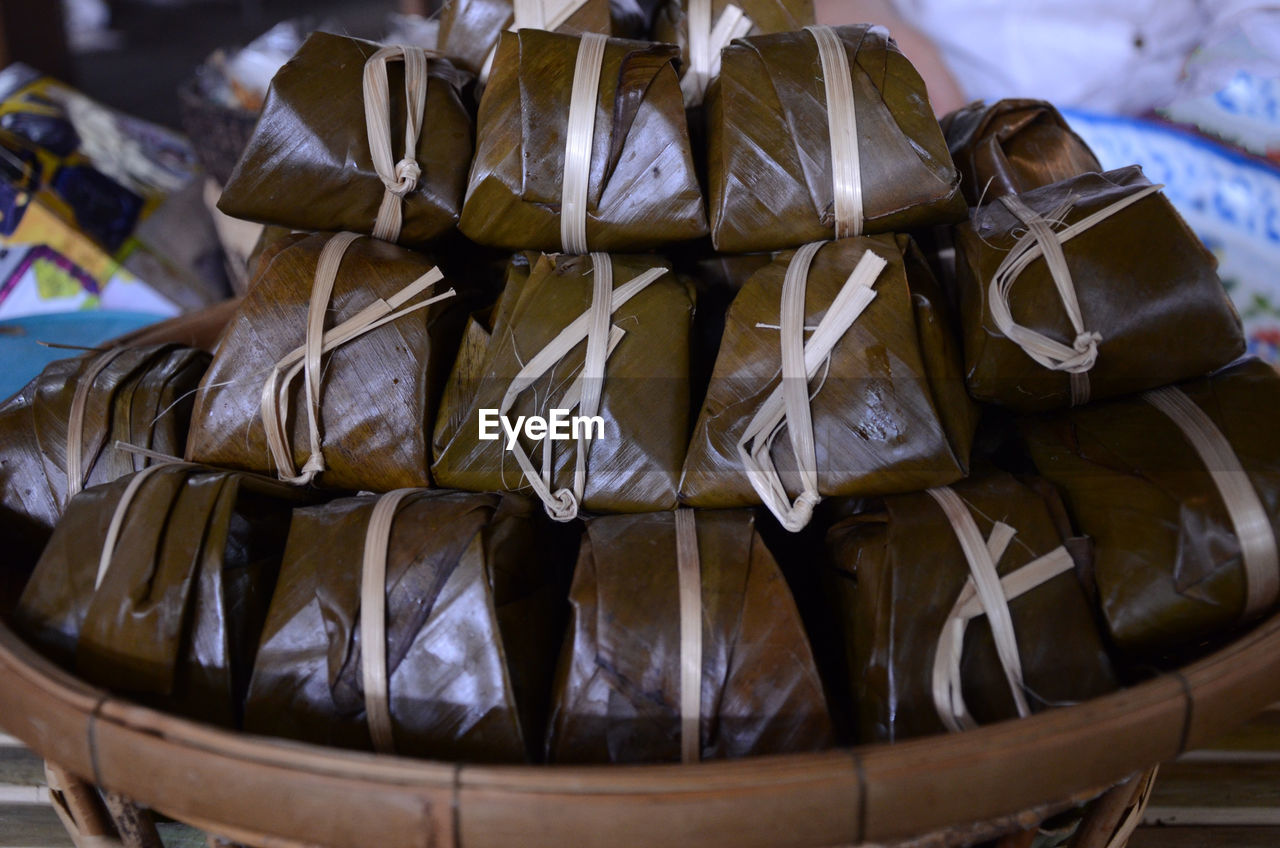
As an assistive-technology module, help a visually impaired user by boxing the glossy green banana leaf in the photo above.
[651,0,813,81]
[14,464,306,727]
[431,250,540,454]
[827,472,1117,743]
[707,25,965,253]
[680,234,977,509]
[0,345,209,577]
[186,233,466,493]
[460,30,708,251]
[432,252,694,513]
[954,167,1245,412]
[678,248,778,410]
[245,227,307,290]
[245,491,564,762]
[1021,358,1280,659]
[218,32,474,247]
[438,0,614,75]
[941,99,1102,206]
[546,509,834,762]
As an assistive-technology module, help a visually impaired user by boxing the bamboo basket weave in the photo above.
[2,306,1277,847]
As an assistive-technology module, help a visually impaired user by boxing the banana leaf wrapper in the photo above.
[941,99,1102,206]
[217,32,474,247]
[681,249,778,410]
[0,344,209,573]
[547,509,834,762]
[438,0,613,75]
[432,252,694,513]
[954,166,1245,412]
[1020,358,1280,658]
[246,227,308,288]
[681,235,978,508]
[459,30,708,252]
[707,25,965,253]
[245,491,562,762]
[14,464,305,726]
[651,0,814,80]
[186,233,463,492]
[827,472,1117,743]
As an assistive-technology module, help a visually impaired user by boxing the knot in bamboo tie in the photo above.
[364,45,429,242]
[496,254,667,522]
[987,184,1162,405]
[738,242,886,532]
[391,158,422,196]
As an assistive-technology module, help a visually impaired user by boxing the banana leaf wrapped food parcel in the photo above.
[546,509,833,763]
[953,166,1245,412]
[827,472,1118,743]
[438,0,613,76]
[14,464,306,727]
[1021,358,1280,659]
[460,29,708,252]
[941,98,1102,206]
[218,32,473,247]
[707,24,966,253]
[432,252,694,517]
[186,232,461,493]
[0,344,209,573]
[651,0,814,106]
[680,235,978,531]
[245,490,564,762]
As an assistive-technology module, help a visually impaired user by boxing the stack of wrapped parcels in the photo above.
[4,3,1277,775]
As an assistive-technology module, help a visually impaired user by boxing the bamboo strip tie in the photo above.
[490,33,661,522]
[1145,385,1280,619]
[497,260,667,521]
[258,233,454,487]
[65,347,132,505]
[806,25,864,239]
[987,184,1161,406]
[364,45,429,243]
[560,32,608,256]
[735,29,877,531]
[738,245,886,531]
[926,489,1075,732]
[926,485,1077,733]
[94,463,192,592]
[360,488,427,756]
[681,0,752,106]
[675,509,703,764]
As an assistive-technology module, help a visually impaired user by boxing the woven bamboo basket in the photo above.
[2,306,1277,847]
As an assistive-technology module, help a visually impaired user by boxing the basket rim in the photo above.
[1,601,1277,847]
